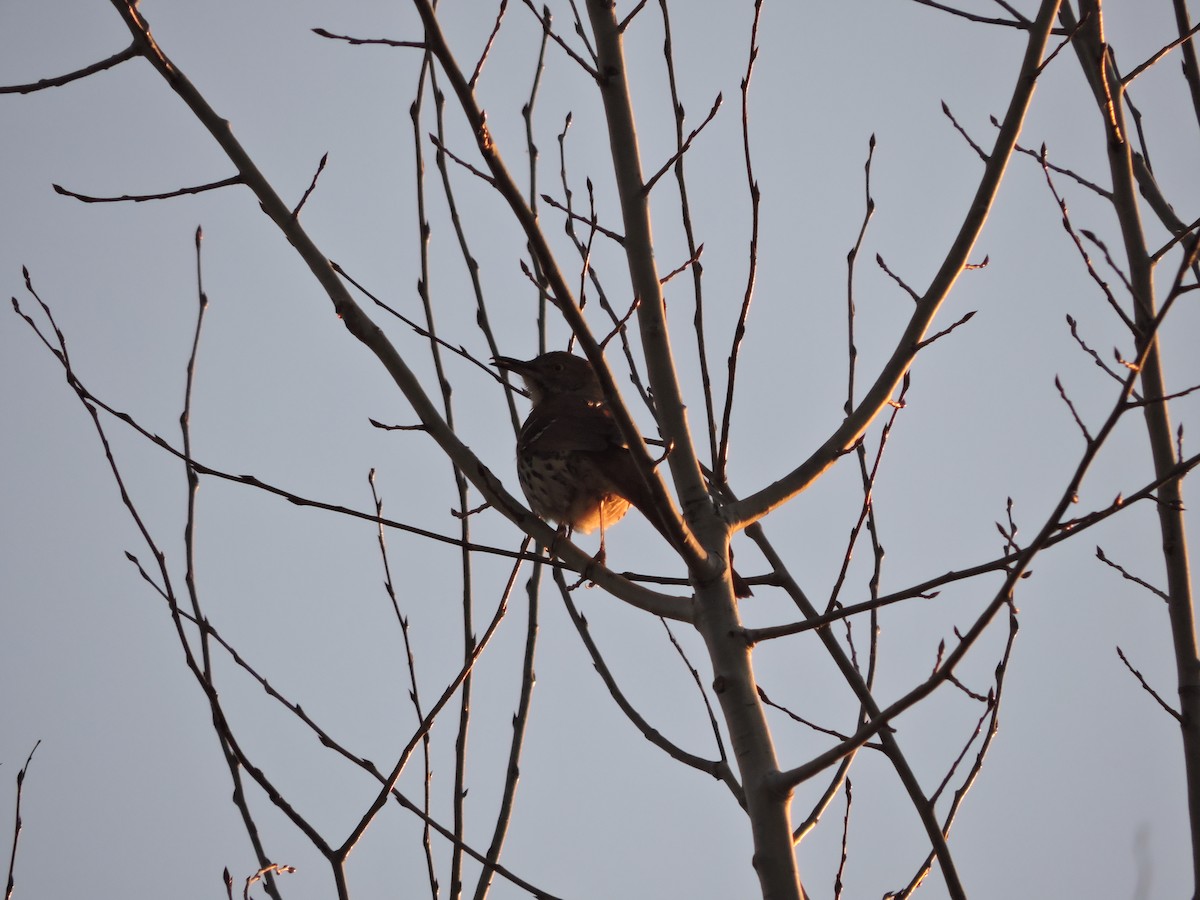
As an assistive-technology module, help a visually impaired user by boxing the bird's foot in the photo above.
[568,545,607,591]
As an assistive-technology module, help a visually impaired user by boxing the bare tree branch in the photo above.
[52,175,242,203]
[0,44,138,93]
[728,0,1065,531]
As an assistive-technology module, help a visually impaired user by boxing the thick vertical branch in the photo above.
[584,4,802,899]
[1066,2,1200,887]
[1171,0,1200,127]
[582,0,733,589]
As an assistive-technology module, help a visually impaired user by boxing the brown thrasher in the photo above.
[494,352,751,597]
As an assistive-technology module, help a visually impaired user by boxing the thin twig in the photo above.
[242,865,296,900]
[1009,130,1110,196]
[470,0,509,88]
[642,93,722,194]
[989,0,1029,23]
[13,300,556,567]
[312,27,425,49]
[518,1,600,79]
[792,755,856,843]
[338,547,525,866]
[539,192,625,243]
[369,471,438,896]
[1054,375,1093,443]
[332,261,500,384]
[564,0,598,63]
[876,254,921,303]
[1096,546,1169,601]
[915,310,977,350]
[291,153,329,218]
[1152,214,1200,263]
[551,117,650,408]
[18,272,307,897]
[1116,646,1182,720]
[1125,382,1200,407]
[660,619,731,775]
[716,0,765,483]
[845,134,877,416]
[182,223,210,661]
[618,0,650,32]
[0,43,138,93]
[658,0,718,468]
[1080,228,1133,295]
[5,742,41,900]
[428,134,497,186]
[828,377,908,611]
[1123,21,1200,84]
[833,779,852,900]
[600,295,639,349]
[1039,8,1091,75]
[472,539,538,900]
[893,601,1018,897]
[941,101,989,161]
[759,687,882,747]
[53,175,242,204]
[659,244,704,286]
[420,63,480,895]
[1066,314,1126,385]
[906,0,1036,29]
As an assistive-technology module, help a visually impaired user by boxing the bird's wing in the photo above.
[525,398,668,526]
[518,397,627,454]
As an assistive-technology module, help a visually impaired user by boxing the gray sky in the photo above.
[1,2,1197,898]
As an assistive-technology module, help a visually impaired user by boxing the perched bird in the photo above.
[494,351,751,597]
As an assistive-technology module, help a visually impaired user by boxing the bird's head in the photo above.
[493,352,604,404]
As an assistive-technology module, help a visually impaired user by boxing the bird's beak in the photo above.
[492,356,534,397]
[493,355,538,381]
[492,355,527,374]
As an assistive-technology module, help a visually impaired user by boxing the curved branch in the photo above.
[1065,1,1200,885]
[556,570,744,801]
[52,175,241,204]
[99,0,691,622]
[727,0,1064,531]
[0,43,137,93]
[586,5,806,899]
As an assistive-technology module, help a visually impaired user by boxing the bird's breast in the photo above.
[517,449,630,533]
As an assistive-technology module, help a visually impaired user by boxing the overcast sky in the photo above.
[2,2,1197,899]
